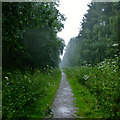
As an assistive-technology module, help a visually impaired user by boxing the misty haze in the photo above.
[2,1,120,119]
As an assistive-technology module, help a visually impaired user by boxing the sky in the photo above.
[57,0,92,59]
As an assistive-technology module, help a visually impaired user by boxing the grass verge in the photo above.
[63,62,120,118]
[64,67,105,118]
[2,68,61,119]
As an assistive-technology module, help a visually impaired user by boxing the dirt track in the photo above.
[52,70,77,118]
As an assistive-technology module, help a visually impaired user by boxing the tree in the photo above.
[61,2,119,67]
[2,2,65,70]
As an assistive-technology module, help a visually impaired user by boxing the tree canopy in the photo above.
[2,2,65,71]
[61,2,119,67]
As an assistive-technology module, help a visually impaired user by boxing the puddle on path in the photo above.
[51,70,77,118]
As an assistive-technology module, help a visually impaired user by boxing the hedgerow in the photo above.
[64,58,120,118]
[2,68,61,119]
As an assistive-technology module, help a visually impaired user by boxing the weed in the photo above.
[63,58,120,118]
[2,68,61,119]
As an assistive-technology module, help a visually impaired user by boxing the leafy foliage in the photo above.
[61,3,119,119]
[2,2,65,70]
[22,27,64,69]
[2,68,61,119]
[64,58,120,118]
[2,2,65,119]
[61,2,119,67]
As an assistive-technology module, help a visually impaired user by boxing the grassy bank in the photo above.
[2,68,61,119]
[63,59,120,118]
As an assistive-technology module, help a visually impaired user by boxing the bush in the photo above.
[64,58,120,118]
[2,68,61,119]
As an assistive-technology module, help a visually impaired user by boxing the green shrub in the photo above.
[2,68,61,119]
[64,58,120,118]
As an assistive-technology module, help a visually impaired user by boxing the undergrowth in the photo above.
[2,68,61,119]
[63,58,120,118]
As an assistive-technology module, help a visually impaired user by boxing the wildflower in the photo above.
[5,76,9,80]
[112,43,118,47]
[83,75,89,80]
[112,61,116,64]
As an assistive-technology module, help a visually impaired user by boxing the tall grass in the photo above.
[2,68,61,119]
[64,58,120,118]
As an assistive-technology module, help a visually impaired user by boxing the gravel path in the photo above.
[51,70,77,118]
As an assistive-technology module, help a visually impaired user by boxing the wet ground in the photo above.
[51,70,77,118]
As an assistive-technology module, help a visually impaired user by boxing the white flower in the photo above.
[5,76,9,80]
[112,61,116,64]
[83,75,89,80]
[112,43,118,47]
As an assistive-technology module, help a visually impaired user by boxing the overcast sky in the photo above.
[57,0,92,58]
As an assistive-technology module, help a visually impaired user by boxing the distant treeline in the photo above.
[61,2,120,67]
[2,2,65,71]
